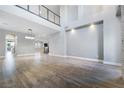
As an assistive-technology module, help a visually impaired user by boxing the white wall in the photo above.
[63,5,121,64]
[48,6,67,56]
[78,5,103,20]
[0,30,5,56]
[0,29,36,56]
[103,6,121,63]
[66,23,103,59]
[48,31,66,56]
[49,5,121,65]
[66,6,78,24]
[16,32,35,55]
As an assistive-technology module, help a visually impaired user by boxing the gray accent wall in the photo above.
[0,29,35,56]
[66,23,103,59]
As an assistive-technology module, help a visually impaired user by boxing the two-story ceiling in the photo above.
[0,5,61,38]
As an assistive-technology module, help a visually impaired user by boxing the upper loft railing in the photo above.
[15,5,60,26]
[116,5,121,17]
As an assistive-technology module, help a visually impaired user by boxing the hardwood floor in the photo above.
[0,53,124,88]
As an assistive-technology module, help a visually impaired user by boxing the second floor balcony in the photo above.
[16,5,60,26]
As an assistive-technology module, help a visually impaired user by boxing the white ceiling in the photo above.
[0,10,59,38]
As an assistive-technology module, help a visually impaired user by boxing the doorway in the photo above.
[5,34,17,55]
[35,41,44,54]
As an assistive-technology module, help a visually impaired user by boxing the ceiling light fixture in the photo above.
[25,29,35,40]
[25,36,35,40]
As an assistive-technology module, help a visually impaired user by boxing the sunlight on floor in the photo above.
[34,52,42,64]
[2,51,16,79]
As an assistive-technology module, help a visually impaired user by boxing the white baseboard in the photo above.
[104,61,121,66]
[49,53,66,58]
[67,55,102,62]
[49,54,121,67]
[17,53,35,57]
[0,53,122,66]
[0,53,35,59]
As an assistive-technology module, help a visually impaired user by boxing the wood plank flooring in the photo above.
[0,54,124,88]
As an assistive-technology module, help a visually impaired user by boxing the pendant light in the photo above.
[25,29,35,40]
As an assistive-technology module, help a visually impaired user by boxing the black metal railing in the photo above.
[116,5,121,17]
[16,5,60,26]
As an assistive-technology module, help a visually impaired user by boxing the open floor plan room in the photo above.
[0,5,124,88]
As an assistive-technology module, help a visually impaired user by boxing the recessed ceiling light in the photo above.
[71,29,76,34]
[90,24,95,28]
[89,24,96,30]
